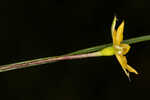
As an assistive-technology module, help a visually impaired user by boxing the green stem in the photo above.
[0,52,100,72]
[0,35,150,72]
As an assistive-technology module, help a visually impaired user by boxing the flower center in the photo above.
[114,45,123,55]
[114,44,130,55]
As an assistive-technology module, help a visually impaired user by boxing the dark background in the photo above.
[0,0,150,100]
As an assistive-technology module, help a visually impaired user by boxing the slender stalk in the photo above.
[0,52,100,72]
[0,35,150,72]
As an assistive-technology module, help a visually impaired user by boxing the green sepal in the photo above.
[98,46,115,56]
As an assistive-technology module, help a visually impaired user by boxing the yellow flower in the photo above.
[111,16,138,79]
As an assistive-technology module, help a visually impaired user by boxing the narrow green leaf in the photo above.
[67,35,150,55]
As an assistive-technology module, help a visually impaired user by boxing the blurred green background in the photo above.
[0,0,150,100]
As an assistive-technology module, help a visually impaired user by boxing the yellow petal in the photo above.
[119,44,130,55]
[115,54,130,78]
[111,16,117,36]
[126,65,138,74]
[113,30,117,45]
[116,21,125,45]
[111,16,118,45]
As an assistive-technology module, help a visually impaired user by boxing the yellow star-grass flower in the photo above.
[111,16,138,78]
